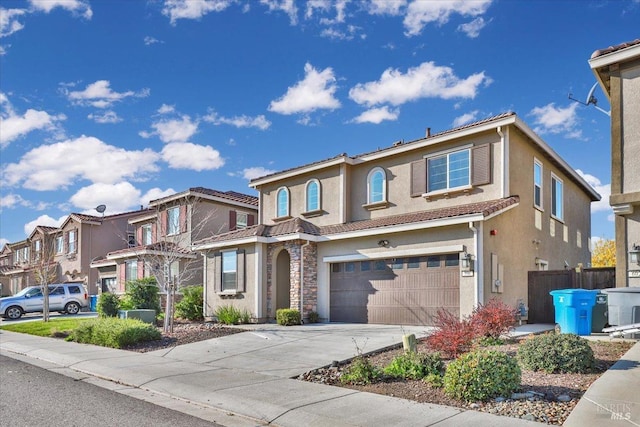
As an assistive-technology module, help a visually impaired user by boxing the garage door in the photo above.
[330,254,460,325]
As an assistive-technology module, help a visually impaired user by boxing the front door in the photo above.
[275,250,291,311]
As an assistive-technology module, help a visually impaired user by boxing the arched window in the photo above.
[367,167,386,204]
[305,179,321,212]
[276,187,290,218]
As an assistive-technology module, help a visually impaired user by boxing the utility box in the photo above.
[118,309,156,324]
[549,289,598,336]
[602,287,640,326]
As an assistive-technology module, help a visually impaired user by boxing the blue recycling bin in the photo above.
[549,289,598,335]
[89,295,98,312]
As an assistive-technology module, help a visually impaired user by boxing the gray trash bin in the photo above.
[592,292,608,333]
[601,287,640,326]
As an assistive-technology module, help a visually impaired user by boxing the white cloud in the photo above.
[144,36,162,45]
[320,24,363,41]
[576,170,611,213]
[162,0,232,25]
[70,182,143,213]
[403,0,492,37]
[242,166,277,180]
[0,93,66,148]
[260,0,298,25]
[349,61,489,107]
[0,193,29,211]
[2,136,161,191]
[269,62,341,115]
[161,142,224,171]
[23,214,66,237]
[367,0,406,16]
[88,110,122,124]
[351,106,399,124]
[0,238,8,248]
[457,17,487,38]
[28,0,92,19]
[203,111,271,130]
[141,187,176,206]
[452,110,479,127]
[529,103,582,139]
[0,8,27,38]
[63,80,150,108]
[157,104,175,114]
[141,114,199,143]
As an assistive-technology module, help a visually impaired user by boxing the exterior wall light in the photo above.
[460,252,474,272]
[378,239,389,248]
[630,244,640,265]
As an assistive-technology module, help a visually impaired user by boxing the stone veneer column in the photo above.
[301,241,318,318]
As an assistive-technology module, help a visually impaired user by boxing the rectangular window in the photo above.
[125,260,138,281]
[407,257,421,268]
[426,256,441,268]
[236,212,248,229]
[332,263,341,273]
[68,230,76,253]
[445,254,459,267]
[374,260,387,271]
[222,251,237,291]
[56,236,64,254]
[34,240,41,260]
[427,149,470,192]
[167,206,180,235]
[142,224,152,245]
[534,160,543,209]
[360,261,371,271]
[391,258,404,269]
[551,175,563,221]
[345,262,355,272]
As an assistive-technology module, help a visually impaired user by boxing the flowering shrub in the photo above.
[471,298,517,339]
[426,309,476,358]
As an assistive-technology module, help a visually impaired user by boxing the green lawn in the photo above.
[0,318,92,337]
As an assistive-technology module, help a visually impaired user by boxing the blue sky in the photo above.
[1,0,638,247]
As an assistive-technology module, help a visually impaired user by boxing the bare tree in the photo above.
[31,233,59,322]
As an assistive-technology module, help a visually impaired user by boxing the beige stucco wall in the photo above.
[621,63,640,193]
[315,224,476,320]
[203,243,267,321]
[189,200,257,241]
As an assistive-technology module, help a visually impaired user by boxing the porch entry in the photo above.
[275,249,291,311]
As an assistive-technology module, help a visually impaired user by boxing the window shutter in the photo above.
[471,144,491,186]
[410,159,427,197]
[229,210,237,231]
[213,252,222,293]
[136,227,143,245]
[237,249,246,292]
[180,205,188,233]
[151,223,157,243]
[248,214,255,226]
[160,211,167,236]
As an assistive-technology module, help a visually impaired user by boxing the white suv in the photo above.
[0,284,89,320]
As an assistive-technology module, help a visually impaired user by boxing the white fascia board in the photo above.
[193,236,270,251]
[319,213,485,242]
[323,244,466,263]
[90,259,117,268]
[129,213,157,224]
[249,157,351,188]
[514,117,601,201]
[354,116,517,164]
[149,190,258,211]
[107,250,197,260]
[589,44,640,70]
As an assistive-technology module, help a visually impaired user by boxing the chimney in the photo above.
[426,127,431,137]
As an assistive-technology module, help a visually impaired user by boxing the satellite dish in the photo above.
[95,204,106,214]
[568,82,611,117]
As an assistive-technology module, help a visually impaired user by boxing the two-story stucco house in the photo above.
[195,113,600,325]
[0,210,146,295]
[590,39,640,287]
[92,187,258,294]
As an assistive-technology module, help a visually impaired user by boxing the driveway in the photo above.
[149,323,432,378]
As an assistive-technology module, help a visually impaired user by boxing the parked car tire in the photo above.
[64,302,81,315]
[5,305,23,320]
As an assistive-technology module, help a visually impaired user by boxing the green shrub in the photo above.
[341,356,381,385]
[97,293,120,317]
[307,311,319,323]
[214,305,250,325]
[276,308,301,326]
[125,278,161,313]
[444,350,521,401]
[175,286,204,321]
[67,318,161,349]
[517,333,595,373]
[383,351,444,380]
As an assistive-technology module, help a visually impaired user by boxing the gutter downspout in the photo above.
[469,221,483,307]
[497,126,509,198]
[201,252,208,319]
[301,240,311,319]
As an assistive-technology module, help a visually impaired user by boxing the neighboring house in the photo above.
[92,187,258,294]
[194,112,600,325]
[589,39,640,287]
[0,210,147,296]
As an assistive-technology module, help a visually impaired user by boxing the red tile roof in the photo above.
[591,39,640,59]
[148,187,258,207]
[195,196,519,246]
[107,241,193,258]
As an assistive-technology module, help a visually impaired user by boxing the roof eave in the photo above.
[249,157,351,188]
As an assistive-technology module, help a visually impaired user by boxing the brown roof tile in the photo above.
[591,39,640,59]
[188,187,259,206]
[107,241,192,257]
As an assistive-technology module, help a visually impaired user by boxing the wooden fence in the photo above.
[527,268,615,324]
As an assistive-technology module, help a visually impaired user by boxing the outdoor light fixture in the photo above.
[460,252,474,272]
[378,239,390,248]
[630,244,640,265]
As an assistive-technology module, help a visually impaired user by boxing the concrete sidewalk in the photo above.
[0,323,549,427]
